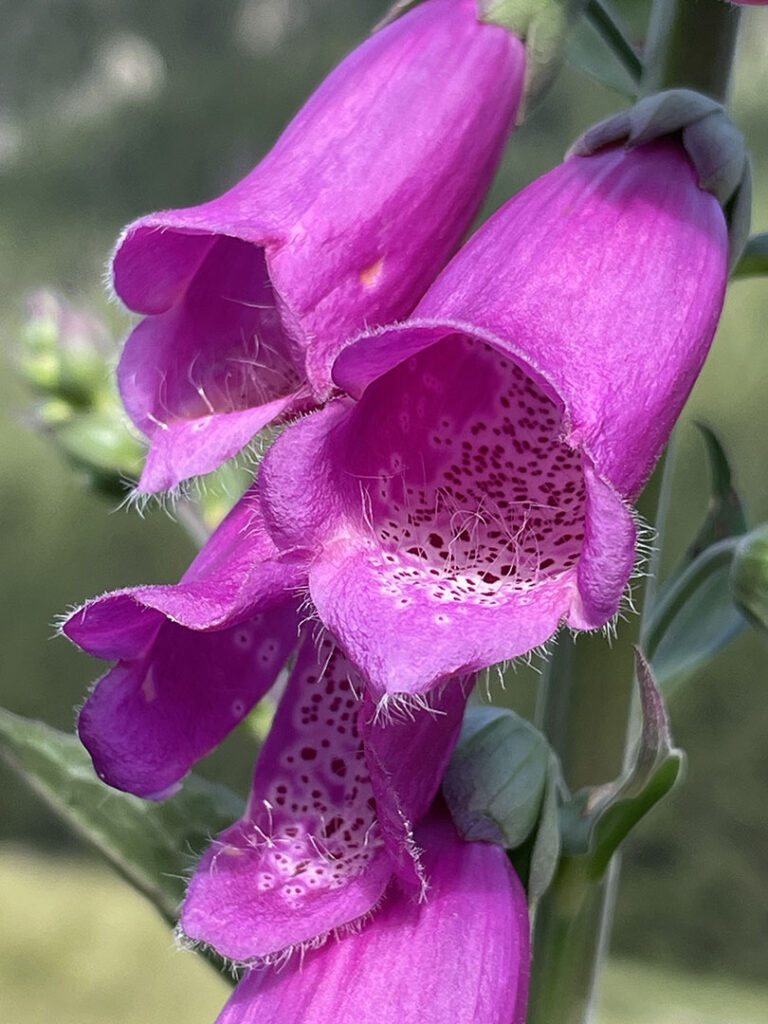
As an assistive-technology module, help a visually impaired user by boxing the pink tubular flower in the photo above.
[258,138,729,698]
[62,488,305,799]
[212,808,529,1024]
[112,0,526,493]
[181,631,470,961]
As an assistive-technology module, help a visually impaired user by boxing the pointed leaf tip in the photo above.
[560,655,683,878]
[689,422,747,555]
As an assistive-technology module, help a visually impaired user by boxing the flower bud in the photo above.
[730,525,768,632]
[20,290,110,406]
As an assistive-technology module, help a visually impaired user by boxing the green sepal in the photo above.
[560,651,684,880]
[0,708,244,924]
[730,524,768,634]
[443,706,550,846]
[571,89,751,266]
[482,0,587,112]
[732,232,768,279]
[55,410,145,479]
[19,292,108,408]
[443,706,563,904]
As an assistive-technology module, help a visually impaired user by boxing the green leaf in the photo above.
[0,708,244,924]
[526,753,562,904]
[583,0,642,81]
[644,537,745,694]
[568,1,640,97]
[643,426,748,692]
[730,524,768,634]
[443,706,550,848]
[731,232,768,279]
[683,423,748,565]
[561,652,683,879]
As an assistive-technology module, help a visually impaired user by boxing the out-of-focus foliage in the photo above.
[1,0,768,987]
[0,708,244,922]
[4,849,768,1024]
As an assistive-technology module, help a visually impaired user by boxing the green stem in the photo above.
[528,471,662,1024]
[527,5,742,1020]
[642,0,742,102]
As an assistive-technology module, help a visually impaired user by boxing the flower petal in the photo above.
[214,809,529,1024]
[76,604,297,799]
[310,540,570,696]
[65,486,304,646]
[359,680,471,884]
[64,488,304,797]
[117,238,305,490]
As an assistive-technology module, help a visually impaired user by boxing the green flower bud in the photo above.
[730,525,768,633]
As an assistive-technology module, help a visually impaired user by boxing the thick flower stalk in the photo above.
[255,132,729,698]
[112,0,526,493]
[213,809,530,1024]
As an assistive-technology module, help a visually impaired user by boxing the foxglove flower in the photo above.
[181,631,470,961]
[258,136,729,697]
[113,0,526,492]
[212,807,529,1024]
[63,488,304,799]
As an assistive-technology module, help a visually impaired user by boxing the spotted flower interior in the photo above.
[252,638,382,902]
[342,334,586,607]
[181,634,393,963]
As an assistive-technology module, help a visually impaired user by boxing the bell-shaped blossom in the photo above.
[112,0,526,492]
[258,138,729,697]
[62,488,305,799]
[181,630,470,962]
[212,808,529,1024]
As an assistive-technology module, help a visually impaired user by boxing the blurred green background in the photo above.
[1,1,767,1021]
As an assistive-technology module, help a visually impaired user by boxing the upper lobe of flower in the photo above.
[112,0,526,492]
[258,140,728,697]
[212,807,529,1024]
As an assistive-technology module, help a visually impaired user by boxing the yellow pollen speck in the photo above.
[141,668,157,703]
[359,258,384,288]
